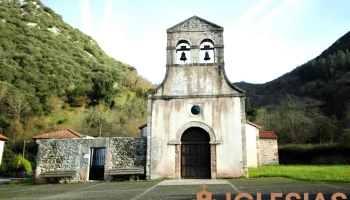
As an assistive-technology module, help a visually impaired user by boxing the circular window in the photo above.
[191,105,201,115]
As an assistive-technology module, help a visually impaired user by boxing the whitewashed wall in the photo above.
[245,124,259,168]
[149,97,245,179]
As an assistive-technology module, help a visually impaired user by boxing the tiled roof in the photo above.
[259,131,277,139]
[0,134,9,141]
[246,121,261,129]
[33,129,85,139]
[138,123,147,129]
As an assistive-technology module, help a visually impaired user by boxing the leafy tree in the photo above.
[246,103,258,122]
[83,107,109,137]
[89,73,116,106]
[310,115,337,144]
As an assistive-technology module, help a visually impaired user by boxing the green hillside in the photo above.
[0,0,154,142]
[236,31,350,144]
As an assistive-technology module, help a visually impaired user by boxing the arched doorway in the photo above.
[181,127,211,179]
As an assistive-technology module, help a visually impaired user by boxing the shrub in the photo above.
[11,155,33,173]
[0,146,16,173]
[279,144,350,164]
[340,129,350,144]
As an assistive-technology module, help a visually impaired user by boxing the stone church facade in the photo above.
[146,16,248,180]
[33,16,279,184]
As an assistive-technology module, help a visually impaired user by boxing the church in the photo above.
[145,15,249,180]
[33,16,278,184]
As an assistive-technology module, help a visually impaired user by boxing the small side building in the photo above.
[0,134,9,166]
[33,129,146,183]
[245,122,279,167]
[245,121,260,168]
[259,131,279,165]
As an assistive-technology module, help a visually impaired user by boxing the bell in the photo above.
[180,51,187,62]
[204,51,210,61]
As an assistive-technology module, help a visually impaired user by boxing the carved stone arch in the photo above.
[172,121,219,179]
[172,121,220,144]
[176,39,191,47]
[199,38,215,46]
[196,36,216,46]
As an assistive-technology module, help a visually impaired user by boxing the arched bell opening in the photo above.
[176,40,191,64]
[199,39,214,63]
[180,127,211,179]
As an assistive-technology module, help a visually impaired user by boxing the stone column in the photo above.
[104,146,112,181]
[191,46,199,64]
[35,140,47,184]
[174,144,180,179]
[240,97,249,178]
[210,144,217,179]
[146,97,153,180]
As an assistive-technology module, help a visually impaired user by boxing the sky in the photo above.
[41,0,350,84]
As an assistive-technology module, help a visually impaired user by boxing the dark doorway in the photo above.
[181,127,211,179]
[89,147,106,180]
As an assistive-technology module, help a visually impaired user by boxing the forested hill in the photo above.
[0,0,154,140]
[235,30,350,119]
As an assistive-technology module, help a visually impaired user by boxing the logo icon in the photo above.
[194,183,214,200]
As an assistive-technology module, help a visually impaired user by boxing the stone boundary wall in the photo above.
[35,137,146,183]
[259,139,279,165]
[109,137,146,169]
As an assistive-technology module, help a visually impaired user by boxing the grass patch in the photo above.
[249,165,350,182]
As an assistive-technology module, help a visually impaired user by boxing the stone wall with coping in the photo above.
[259,139,279,165]
[35,137,146,183]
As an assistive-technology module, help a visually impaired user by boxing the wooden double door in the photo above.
[180,127,211,179]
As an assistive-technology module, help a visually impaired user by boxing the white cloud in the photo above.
[226,0,274,34]
[247,0,301,34]
[99,0,113,39]
[79,0,92,35]
[224,0,302,83]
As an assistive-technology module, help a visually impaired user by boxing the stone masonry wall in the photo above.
[36,139,87,183]
[259,139,279,165]
[109,137,146,169]
[35,137,146,183]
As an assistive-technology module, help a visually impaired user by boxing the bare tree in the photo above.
[256,95,329,144]
[0,81,8,102]
[6,91,30,122]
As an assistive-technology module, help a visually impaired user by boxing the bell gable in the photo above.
[167,15,223,33]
